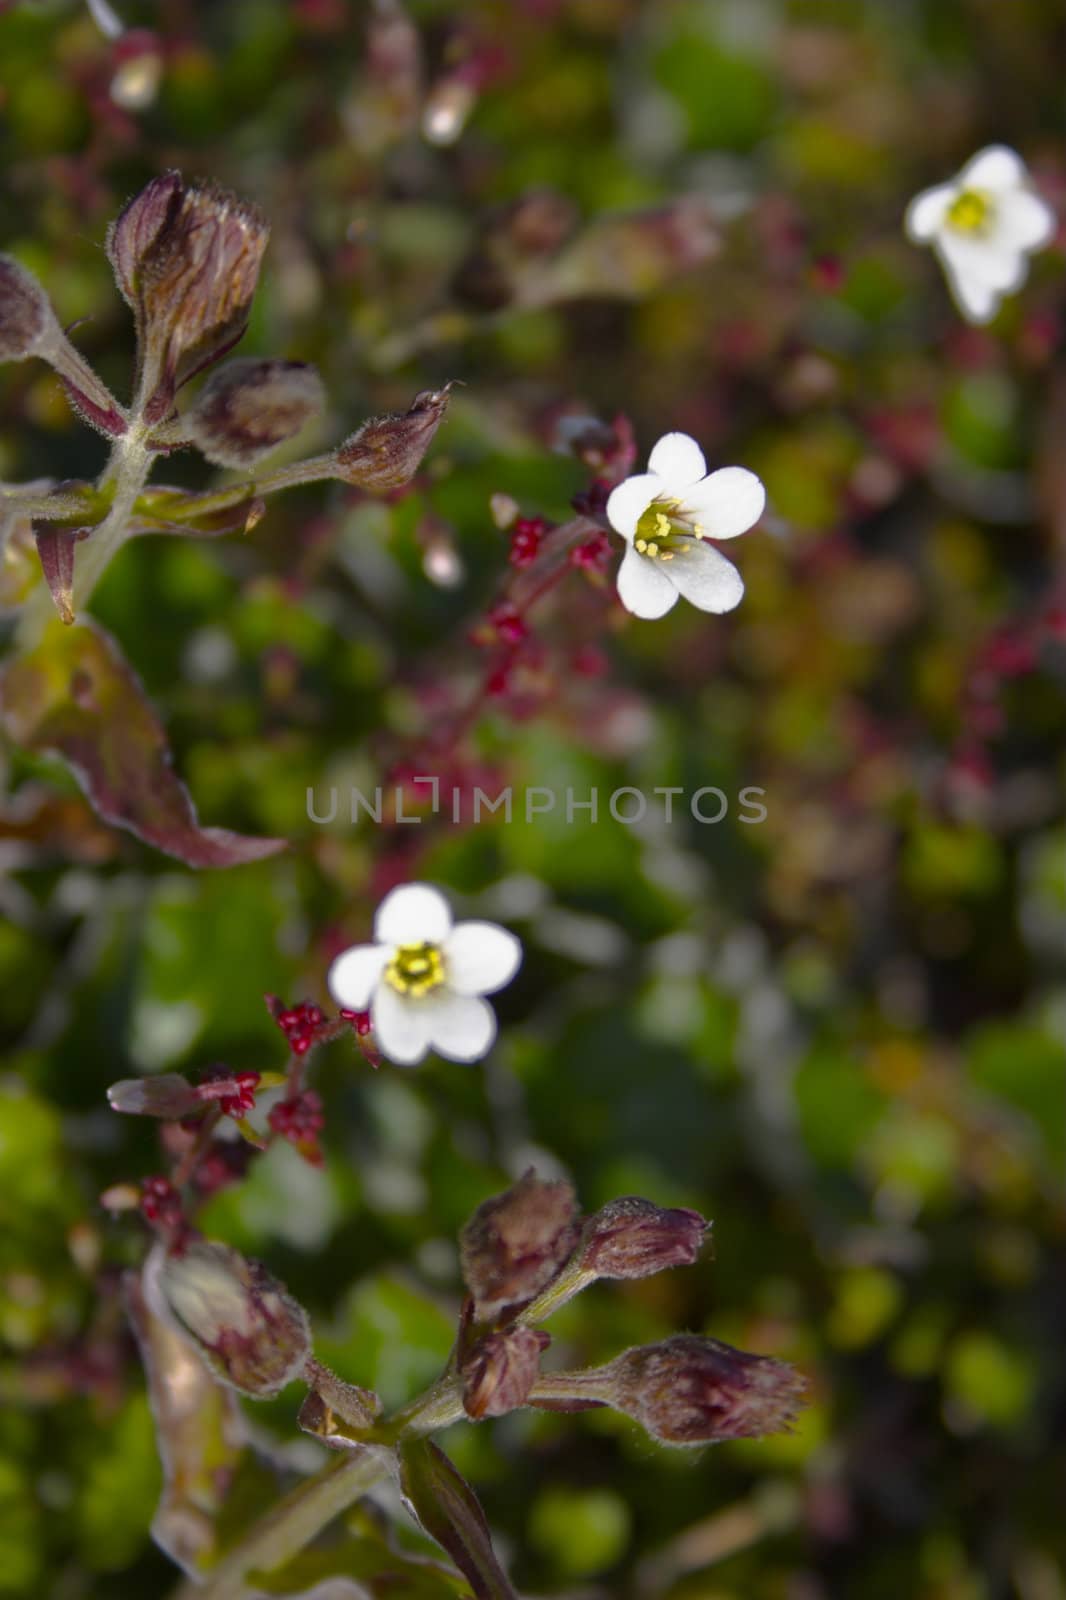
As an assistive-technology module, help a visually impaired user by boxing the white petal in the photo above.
[905,183,956,242]
[934,233,1017,300]
[616,546,679,619]
[422,990,497,1062]
[605,473,662,540]
[327,944,388,1011]
[668,542,745,613]
[444,921,522,996]
[997,188,1056,253]
[371,984,432,1066]
[939,254,1002,324]
[681,466,765,540]
[960,145,1027,193]
[374,883,452,947]
[647,432,707,491]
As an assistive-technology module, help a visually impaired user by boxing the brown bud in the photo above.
[332,386,452,491]
[111,174,269,419]
[186,358,325,467]
[578,1197,708,1281]
[602,1335,807,1446]
[107,1073,201,1119]
[461,1326,550,1420]
[0,255,56,362]
[459,1170,580,1318]
[151,1239,310,1398]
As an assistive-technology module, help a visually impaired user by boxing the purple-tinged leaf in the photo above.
[33,521,90,624]
[0,617,286,868]
[132,483,267,537]
[399,1438,518,1600]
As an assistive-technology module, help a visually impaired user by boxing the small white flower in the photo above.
[905,145,1055,325]
[327,883,522,1066]
[605,432,765,621]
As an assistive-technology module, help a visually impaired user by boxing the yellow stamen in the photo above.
[947,188,992,234]
[385,941,445,997]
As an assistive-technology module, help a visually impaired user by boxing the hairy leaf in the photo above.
[0,618,286,867]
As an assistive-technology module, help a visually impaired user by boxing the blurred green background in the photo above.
[1,0,1065,1596]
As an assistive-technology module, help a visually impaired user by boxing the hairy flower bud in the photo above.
[331,385,452,491]
[186,358,325,467]
[106,170,184,307]
[578,1197,708,1281]
[0,255,55,361]
[600,1335,806,1446]
[151,1239,311,1398]
[461,1325,551,1420]
[459,1170,580,1318]
[110,173,269,420]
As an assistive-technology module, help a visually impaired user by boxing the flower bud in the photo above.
[151,1239,311,1397]
[459,1170,580,1319]
[331,386,452,491]
[0,255,56,362]
[461,1326,550,1420]
[601,1335,806,1446]
[186,358,325,468]
[577,1197,708,1281]
[109,174,269,420]
[107,1073,201,1119]
[106,170,184,308]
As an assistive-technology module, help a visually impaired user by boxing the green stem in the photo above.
[170,1445,395,1600]
[380,1374,465,1441]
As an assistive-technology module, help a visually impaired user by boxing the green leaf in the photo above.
[0,617,286,868]
[399,1438,517,1600]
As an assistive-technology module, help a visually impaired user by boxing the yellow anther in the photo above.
[947,188,992,233]
[385,941,445,997]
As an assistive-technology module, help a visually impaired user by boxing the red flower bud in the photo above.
[461,1325,551,1420]
[186,358,325,467]
[601,1335,807,1446]
[331,386,452,491]
[577,1197,708,1280]
[459,1170,580,1318]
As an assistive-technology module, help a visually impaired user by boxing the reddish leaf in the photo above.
[0,618,286,868]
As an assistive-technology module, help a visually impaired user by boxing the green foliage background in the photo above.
[1,0,1064,1597]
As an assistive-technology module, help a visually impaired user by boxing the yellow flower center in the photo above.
[946,189,992,234]
[634,499,701,561]
[385,941,445,997]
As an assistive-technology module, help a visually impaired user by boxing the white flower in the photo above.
[326,883,522,1066]
[905,145,1055,325]
[605,432,765,621]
